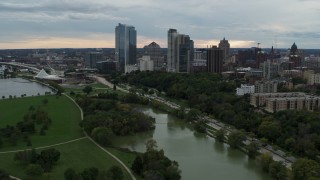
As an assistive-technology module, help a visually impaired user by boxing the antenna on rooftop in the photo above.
[257,43,261,48]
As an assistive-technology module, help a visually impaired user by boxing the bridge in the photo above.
[0,62,41,73]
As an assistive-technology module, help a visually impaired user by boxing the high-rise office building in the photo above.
[218,37,230,62]
[207,46,223,73]
[144,42,163,70]
[167,29,194,73]
[167,29,178,72]
[115,23,137,73]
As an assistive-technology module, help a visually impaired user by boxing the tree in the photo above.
[64,168,78,180]
[186,109,201,122]
[131,155,143,175]
[39,148,60,172]
[258,153,273,172]
[268,161,288,180]
[26,164,44,177]
[81,167,99,180]
[215,128,226,142]
[146,139,158,152]
[258,120,282,143]
[107,166,124,180]
[246,141,259,158]
[91,127,114,146]
[227,130,246,149]
[42,98,48,105]
[292,158,320,180]
[83,86,93,95]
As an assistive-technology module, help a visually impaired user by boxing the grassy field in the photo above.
[0,95,136,180]
[0,95,83,151]
[0,138,132,180]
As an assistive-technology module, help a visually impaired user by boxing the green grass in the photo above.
[0,95,83,151]
[0,138,132,180]
[107,147,141,180]
[0,94,136,180]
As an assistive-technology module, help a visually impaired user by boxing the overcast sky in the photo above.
[0,0,319,49]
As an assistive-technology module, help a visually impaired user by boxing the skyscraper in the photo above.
[167,29,178,72]
[115,23,137,72]
[218,37,230,62]
[207,46,223,73]
[167,29,194,73]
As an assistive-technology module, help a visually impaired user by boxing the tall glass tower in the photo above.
[115,23,137,72]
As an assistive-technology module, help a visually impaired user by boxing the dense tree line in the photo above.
[131,139,181,180]
[0,104,51,148]
[14,148,60,178]
[77,94,155,146]
[117,71,320,173]
[64,166,124,180]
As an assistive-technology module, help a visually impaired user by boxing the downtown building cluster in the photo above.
[91,23,230,74]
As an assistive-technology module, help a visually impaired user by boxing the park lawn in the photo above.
[0,138,132,180]
[0,95,83,151]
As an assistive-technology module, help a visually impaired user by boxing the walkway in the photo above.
[64,94,137,180]
[0,137,87,154]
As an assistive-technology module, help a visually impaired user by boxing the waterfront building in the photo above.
[236,84,255,96]
[207,46,223,73]
[115,23,137,72]
[85,52,103,68]
[144,42,163,70]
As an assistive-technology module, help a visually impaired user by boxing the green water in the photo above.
[113,107,270,180]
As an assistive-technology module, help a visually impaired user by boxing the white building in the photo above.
[236,84,255,96]
[139,56,154,71]
[125,64,138,73]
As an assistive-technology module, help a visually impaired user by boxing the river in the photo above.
[113,107,270,180]
[0,78,53,98]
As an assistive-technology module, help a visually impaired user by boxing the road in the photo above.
[94,75,295,168]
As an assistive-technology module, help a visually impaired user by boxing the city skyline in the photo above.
[0,0,320,49]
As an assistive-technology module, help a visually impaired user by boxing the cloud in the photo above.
[0,0,320,48]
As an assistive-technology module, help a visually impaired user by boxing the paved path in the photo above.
[64,94,136,180]
[0,137,87,154]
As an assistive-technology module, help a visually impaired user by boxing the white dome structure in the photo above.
[35,69,63,81]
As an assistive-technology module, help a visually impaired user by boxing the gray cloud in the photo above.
[0,0,320,48]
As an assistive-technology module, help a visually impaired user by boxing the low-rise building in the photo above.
[236,84,255,96]
[254,81,278,93]
[125,64,139,73]
[304,70,320,85]
[250,92,305,107]
[139,56,154,71]
[265,96,320,113]
[251,92,320,113]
